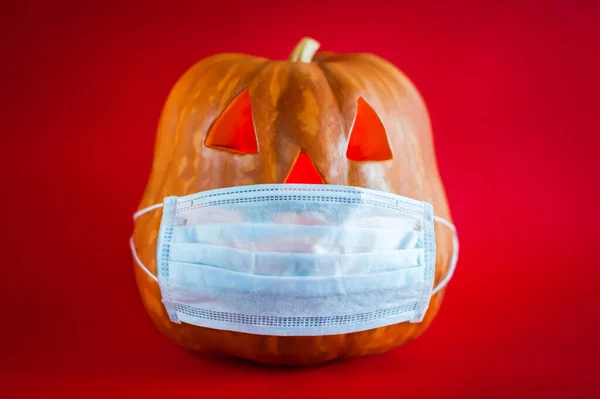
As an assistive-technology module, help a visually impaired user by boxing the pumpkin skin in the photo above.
[132,39,454,365]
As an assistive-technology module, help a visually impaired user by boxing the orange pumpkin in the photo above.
[132,38,454,365]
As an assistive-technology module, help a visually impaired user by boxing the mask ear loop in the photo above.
[133,203,164,219]
[431,216,459,295]
[130,204,164,282]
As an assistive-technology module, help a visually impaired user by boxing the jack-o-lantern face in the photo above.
[133,38,453,366]
[204,89,393,184]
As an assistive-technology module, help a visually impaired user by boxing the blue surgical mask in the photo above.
[130,184,458,336]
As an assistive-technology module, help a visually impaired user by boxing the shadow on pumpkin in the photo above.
[185,344,422,372]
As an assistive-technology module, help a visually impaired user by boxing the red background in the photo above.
[2,0,599,397]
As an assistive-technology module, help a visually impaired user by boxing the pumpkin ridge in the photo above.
[269,63,294,182]
[314,61,345,116]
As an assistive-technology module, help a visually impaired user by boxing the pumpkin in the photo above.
[132,37,454,365]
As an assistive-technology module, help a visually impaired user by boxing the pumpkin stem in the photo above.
[289,37,320,63]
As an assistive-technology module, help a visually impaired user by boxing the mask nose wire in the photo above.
[128,204,459,294]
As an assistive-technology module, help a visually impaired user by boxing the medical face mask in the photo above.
[130,184,458,336]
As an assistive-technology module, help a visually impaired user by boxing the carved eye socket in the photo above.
[346,97,393,161]
[205,89,258,154]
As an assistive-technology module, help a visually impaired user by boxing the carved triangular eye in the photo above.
[346,97,392,161]
[205,89,258,154]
